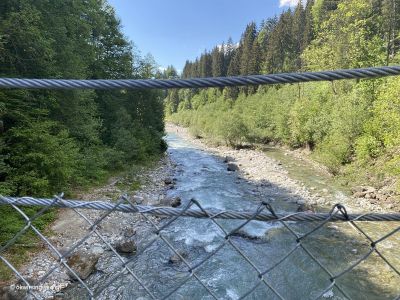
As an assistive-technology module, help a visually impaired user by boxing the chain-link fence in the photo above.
[0,195,399,299]
[1,66,400,299]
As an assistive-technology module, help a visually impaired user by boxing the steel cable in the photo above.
[0,66,399,90]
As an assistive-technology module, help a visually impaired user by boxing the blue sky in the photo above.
[108,0,297,72]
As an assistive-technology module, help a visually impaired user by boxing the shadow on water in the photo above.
[65,133,400,300]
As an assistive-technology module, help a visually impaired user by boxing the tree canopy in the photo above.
[167,0,400,190]
[0,0,166,196]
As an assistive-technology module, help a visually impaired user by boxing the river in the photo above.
[66,131,400,300]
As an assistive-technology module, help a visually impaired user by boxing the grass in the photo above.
[0,206,56,282]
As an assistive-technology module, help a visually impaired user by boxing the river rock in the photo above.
[364,186,376,193]
[133,195,144,204]
[296,199,306,205]
[67,250,100,280]
[164,178,174,185]
[124,227,136,237]
[223,156,234,163]
[351,186,365,193]
[365,192,376,199]
[91,245,104,256]
[168,251,188,264]
[352,186,376,198]
[386,202,395,209]
[297,203,315,213]
[353,191,367,198]
[160,196,181,207]
[376,193,388,201]
[227,163,239,172]
[170,197,181,207]
[115,239,137,254]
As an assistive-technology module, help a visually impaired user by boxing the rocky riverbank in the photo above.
[2,123,398,299]
[0,155,177,299]
[166,123,399,213]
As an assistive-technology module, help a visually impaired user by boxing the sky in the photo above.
[108,0,298,72]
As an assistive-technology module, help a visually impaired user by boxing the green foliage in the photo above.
[5,121,80,196]
[303,0,387,70]
[0,0,166,263]
[355,134,383,161]
[355,75,400,181]
[0,0,165,198]
[0,205,56,247]
[168,0,400,191]
[316,133,352,174]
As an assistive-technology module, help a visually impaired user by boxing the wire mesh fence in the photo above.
[1,66,400,300]
[0,194,399,300]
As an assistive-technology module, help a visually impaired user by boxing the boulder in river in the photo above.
[227,163,239,172]
[231,230,261,241]
[168,251,188,264]
[170,197,181,207]
[164,177,174,185]
[297,203,315,213]
[67,250,100,280]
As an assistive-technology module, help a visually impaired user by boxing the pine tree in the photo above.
[239,22,258,76]
[312,0,341,30]
[382,0,400,64]
[199,51,212,77]
[258,17,278,72]
[303,0,315,52]
[211,46,224,77]
[291,2,306,69]
[0,0,166,197]
[225,50,241,99]
[266,10,293,72]
[224,37,236,76]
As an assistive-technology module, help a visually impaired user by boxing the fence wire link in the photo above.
[0,195,399,299]
[1,64,400,300]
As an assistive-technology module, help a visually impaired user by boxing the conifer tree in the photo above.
[226,50,241,99]
[291,2,306,69]
[239,22,258,76]
[303,0,315,53]
[224,37,236,76]
[211,46,224,77]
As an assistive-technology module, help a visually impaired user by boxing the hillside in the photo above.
[166,0,400,195]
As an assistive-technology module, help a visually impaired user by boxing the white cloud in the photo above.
[279,0,306,7]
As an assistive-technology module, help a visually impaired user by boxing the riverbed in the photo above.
[63,125,400,300]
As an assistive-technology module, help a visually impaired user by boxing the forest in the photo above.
[0,0,167,254]
[0,0,398,287]
[0,0,166,197]
[166,0,400,191]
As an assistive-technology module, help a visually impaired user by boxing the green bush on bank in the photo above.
[168,75,400,189]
